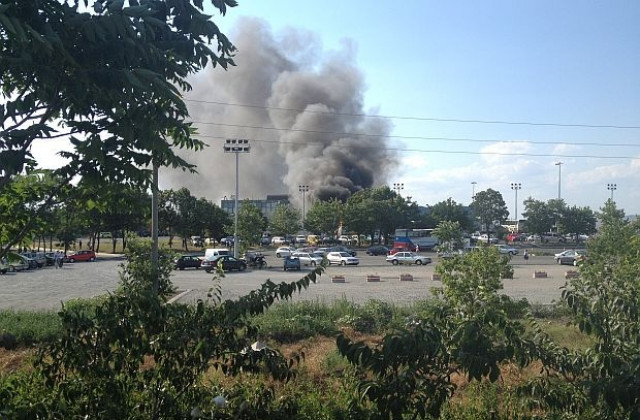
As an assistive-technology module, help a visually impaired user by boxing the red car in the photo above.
[64,250,97,262]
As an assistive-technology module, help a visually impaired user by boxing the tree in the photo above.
[559,205,596,243]
[304,199,343,237]
[236,201,267,248]
[432,220,463,252]
[269,203,301,238]
[429,198,472,231]
[526,201,640,418]
[522,197,555,236]
[1,0,236,252]
[471,189,508,234]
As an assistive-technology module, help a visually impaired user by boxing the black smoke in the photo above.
[163,17,398,204]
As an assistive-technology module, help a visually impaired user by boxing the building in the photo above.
[220,194,290,219]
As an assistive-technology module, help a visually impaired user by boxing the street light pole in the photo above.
[511,182,521,232]
[471,181,477,200]
[224,139,250,258]
[555,162,563,199]
[298,185,309,227]
[607,183,617,200]
[393,182,404,197]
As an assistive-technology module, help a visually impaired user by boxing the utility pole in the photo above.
[555,162,563,199]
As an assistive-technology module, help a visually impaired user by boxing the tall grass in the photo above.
[0,309,61,345]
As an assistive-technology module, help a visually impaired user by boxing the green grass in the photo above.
[0,309,61,345]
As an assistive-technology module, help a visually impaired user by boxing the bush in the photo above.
[0,309,61,345]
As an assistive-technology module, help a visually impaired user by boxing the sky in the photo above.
[32,1,640,218]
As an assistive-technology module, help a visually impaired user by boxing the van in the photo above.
[204,248,230,259]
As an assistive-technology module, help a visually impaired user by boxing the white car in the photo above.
[477,234,499,244]
[271,236,286,245]
[291,252,323,266]
[275,246,296,258]
[326,251,359,266]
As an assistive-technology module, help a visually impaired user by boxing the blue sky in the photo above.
[197,1,640,216]
[33,1,640,217]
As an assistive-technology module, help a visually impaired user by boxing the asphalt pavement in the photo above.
[1,248,579,310]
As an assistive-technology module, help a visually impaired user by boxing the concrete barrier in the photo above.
[332,275,346,283]
[533,271,548,278]
[431,273,441,281]
[565,270,579,279]
[400,274,414,282]
[367,275,381,282]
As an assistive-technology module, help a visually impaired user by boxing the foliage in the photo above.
[471,189,508,233]
[433,220,463,252]
[0,309,61,346]
[1,0,237,252]
[237,200,267,247]
[519,201,640,419]
[0,240,325,418]
[429,198,472,231]
[337,246,529,419]
[270,203,302,237]
[522,197,556,235]
[304,198,343,237]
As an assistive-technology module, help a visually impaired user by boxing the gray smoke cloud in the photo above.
[162,17,398,205]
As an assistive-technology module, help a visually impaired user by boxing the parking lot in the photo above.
[0,250,575,311]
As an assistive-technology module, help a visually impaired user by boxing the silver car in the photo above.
[386,252,432,265]
[291,252,323,266]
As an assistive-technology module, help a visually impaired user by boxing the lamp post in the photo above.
[607,183,617,200]
[511,182,521,232]
[471,181,477,200]
[298,185,309,226]
[393,183,404,196]
[555,162,563,200]
[224,139,250,258]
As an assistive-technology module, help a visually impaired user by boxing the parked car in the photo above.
[366,245,390,256]
[21,255,38,269]
[541,232,566,244]
[65,250,97,263]
[292,252,323,266]
[44,252,57,266]
[554,249,587,266]
[387,246,410,255]
[21,252,47,268]
[495,245,519,256]
[6,253,29,272]
[201,255,247,273]
[326,251,359,266]
[477,234,499,244]
[385,252,432,265]
[174,255,202,270]
[314,247,331,257]
[275,246,296,258]
[271,236,286,245]
[328,245,357,256]
[283,256,301,271]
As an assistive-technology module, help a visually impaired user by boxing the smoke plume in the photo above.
[162,17,398,205]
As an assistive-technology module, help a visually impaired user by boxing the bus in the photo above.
[394,228,438,251]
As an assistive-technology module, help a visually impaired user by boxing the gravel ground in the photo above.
[0,250,576,311]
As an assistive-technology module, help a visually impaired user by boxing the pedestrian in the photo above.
[79,239,83,249]
[523,249,529,261]
[415,244,419,253]
[54,251,60,269]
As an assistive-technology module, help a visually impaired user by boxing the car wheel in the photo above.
[341,261,346,266]
[89,257,95,262]
[557,259,562,265]
[416,260,423,265]
[573,259,578,266]
[240,265,246,271]
[276,253,281,258]
[8,265,15,272]
[69,258,75,263]
[311,261,316,266]
[392,260,399,265]
[283,266,287,271]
